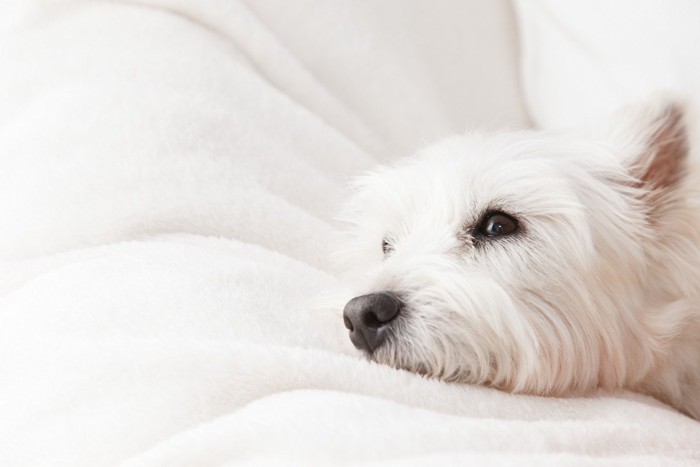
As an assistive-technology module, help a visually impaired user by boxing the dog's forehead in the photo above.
[384,134,574,208]
[353,131,630,247]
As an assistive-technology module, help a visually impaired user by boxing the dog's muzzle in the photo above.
[343,292,402,354]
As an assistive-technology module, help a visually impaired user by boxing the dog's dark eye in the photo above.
[477,211,519,237]
[382,238,393,255]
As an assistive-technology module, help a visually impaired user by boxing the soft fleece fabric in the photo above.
[0,1,698,466]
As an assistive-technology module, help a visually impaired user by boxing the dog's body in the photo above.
[339,99,700,420]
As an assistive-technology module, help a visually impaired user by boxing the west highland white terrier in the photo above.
[339,99,700,420]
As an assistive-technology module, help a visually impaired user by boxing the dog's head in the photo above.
[338,100,692,395]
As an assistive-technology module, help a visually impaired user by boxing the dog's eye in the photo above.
[477,211,519,237]
[382,238,393,256]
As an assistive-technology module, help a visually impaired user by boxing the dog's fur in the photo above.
[338,99,700,420]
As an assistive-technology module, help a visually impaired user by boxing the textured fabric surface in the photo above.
[1,1,698,466]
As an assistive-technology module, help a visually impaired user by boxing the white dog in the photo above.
[338,99,700,420]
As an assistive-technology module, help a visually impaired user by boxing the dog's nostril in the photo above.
[363,292,401,326]
[362,311,383,329]
[343,315,354,331]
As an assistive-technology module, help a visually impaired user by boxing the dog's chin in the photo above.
[369,337,479,385]
[370,349,433,379]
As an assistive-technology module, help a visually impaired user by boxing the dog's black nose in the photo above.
[343,292,402,353]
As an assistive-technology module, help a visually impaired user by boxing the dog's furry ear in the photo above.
[610,99,689,209]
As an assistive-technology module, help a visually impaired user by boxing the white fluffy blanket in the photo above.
[0,1,698,466]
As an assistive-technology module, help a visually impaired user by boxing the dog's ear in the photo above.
[610,99,689,211]
[629,102,688,194]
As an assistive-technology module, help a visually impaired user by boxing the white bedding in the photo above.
[0,1,698,466]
